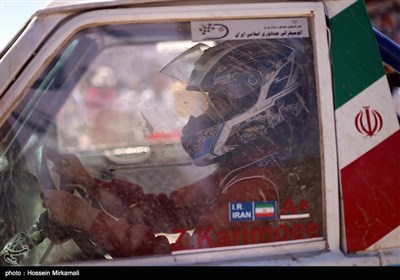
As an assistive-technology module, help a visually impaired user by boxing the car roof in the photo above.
[38,0,302,16]
[39,0,178,15]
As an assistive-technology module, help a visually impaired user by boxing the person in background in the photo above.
[84,66,120,145]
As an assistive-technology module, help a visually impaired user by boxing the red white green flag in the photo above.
[327,0,400,253]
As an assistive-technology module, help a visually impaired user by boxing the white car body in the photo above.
[0,0,399,266]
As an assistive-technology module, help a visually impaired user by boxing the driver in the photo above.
[42,40,322,258]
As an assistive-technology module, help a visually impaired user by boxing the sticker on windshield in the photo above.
[229,201,277,222]
[191,18,309,41]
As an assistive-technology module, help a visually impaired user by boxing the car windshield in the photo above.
[0,19,324,266]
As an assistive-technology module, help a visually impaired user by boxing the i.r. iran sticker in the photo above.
[229,201,277,222]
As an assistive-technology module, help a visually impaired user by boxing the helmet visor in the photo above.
[160,43,211,85]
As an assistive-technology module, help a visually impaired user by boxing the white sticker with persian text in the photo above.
[191,18,309,41]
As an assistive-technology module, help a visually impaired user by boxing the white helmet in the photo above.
[162,40,312,166]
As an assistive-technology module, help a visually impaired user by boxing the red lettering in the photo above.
[281,198,296,214]
[242,224,249,244]
[291,223,304,239]
[232,228,241,245]
[196,226,215,248]
[305,222,319,238]
[171,228,188,251]
[216,230,231,246]
[297,199,309,212]
[262,226,274,243]
[249,225,274,243]
[275,224,290,241]
[250,227,264,243]
[173,221,320,251]
[232,224,249,245]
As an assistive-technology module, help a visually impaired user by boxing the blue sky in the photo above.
[1,0,48,51]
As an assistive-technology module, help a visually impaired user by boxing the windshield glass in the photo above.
[0,18,324,266]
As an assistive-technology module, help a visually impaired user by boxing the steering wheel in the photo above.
[33,145,107,261]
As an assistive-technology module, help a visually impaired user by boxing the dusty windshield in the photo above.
[0,18,323,266]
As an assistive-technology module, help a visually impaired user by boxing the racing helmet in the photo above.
[161,40,310,166]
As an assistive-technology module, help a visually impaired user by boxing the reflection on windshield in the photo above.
[57,45,207,154]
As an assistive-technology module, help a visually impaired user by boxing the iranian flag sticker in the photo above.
[255,202,276,219]
[229,201,277,221]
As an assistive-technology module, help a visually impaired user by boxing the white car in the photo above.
[0,0,399,266]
